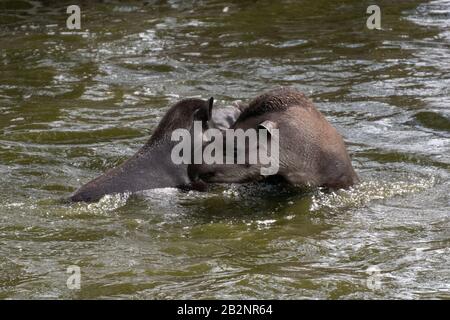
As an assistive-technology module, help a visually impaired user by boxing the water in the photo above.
[0,0,449,299]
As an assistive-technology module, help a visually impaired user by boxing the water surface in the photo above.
[0,0,449,299]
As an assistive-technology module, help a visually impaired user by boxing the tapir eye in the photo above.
[193,108,208,123]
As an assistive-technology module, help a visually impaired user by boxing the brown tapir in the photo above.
[188,87,359,189]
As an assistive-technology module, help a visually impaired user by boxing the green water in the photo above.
[0,0,449,299]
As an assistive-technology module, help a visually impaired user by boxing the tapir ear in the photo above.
[207,97,214,120]
[258,120,278,136]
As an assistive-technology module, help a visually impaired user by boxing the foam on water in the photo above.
[310,174,437,213]
[67,192,131,216]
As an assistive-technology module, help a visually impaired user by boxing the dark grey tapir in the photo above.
[188,87,359,189]
[70,97,223,202]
